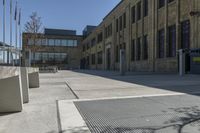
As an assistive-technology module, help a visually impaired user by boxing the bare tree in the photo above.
[24,12,43,34]
[24,12,43,66]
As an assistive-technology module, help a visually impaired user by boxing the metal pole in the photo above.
[10,0,13,65]
[3,0,6,63]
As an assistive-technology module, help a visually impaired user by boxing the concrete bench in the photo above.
[0,66,23,113]
[27,67,40,88]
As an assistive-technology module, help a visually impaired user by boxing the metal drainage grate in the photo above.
[74,95,200,133]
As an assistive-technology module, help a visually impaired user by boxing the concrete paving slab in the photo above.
[58,100,90,133]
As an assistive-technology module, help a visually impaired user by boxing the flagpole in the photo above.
[3,0,6,63]
[15,1,18,65]
[19,8,21,66]
[10,0,14,65]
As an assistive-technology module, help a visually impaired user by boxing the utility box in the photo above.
[190,49,200,74]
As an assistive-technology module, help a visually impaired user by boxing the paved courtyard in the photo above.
[0,70,200,133]
[0,72,76,133]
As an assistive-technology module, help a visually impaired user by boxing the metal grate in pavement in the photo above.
[74,95,200,133]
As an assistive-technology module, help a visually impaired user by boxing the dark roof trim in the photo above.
[103,0,123,20]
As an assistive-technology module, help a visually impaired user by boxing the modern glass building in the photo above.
[22,28,82,69]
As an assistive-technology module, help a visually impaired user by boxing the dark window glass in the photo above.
[123,12,126,28]
[131,6,136,23]
[115,45,119,62]
[83,45,85,52]
[131,39,135,61]
[87,43,90,49]
[136,37,141,60]
[120,16,123,31]
[158,29,165,58]
[181,20,190,49]
[97,33,103,43]
[158,0,165,8]
[116,19,119,32]
[143,0,148,17]
[137,2,141,20]
[97,51,103,64]
[91,54,96,65]
[168,25,176,57]
[143,35,148,60]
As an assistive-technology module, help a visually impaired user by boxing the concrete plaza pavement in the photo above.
[63,70,200,99]
[57,70,200,133]
[1,70,200,133]
[0,72,76,133]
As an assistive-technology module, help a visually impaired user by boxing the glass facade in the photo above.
[28,38,78,47]
[31,52,68,63]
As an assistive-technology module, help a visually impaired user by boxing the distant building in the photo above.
[83,25,96,38]
[22,28,82,69]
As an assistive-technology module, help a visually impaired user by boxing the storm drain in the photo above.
[74,95,200,133]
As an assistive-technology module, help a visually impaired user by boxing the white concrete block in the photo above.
[20,67,29,103]
[28,72,40,88]
[0,75,23,113]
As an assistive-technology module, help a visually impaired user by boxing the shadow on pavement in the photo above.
[72,70,200,97]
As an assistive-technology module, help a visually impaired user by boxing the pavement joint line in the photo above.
[56,100,62,133]
[59,92,188,103]
[65,81,79,99]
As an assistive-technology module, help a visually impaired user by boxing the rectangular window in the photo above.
[131,6,136,23]
[97,32,103,43]
[131,39,135,61]
[168,25,176,57]
[158,29,165,58]
[181,20,190,49]
[120,16,123,31]
[68,40,74,46]
[28,39,34,45]
[158,0,165,8]
[115,45,119,62]
[48,39,55,46]
[136,37,141,60]
[116,19,119,32]
[143,0,148,17]
[91,38,96,47]
[143,35,148,60]
[87,43,90,49]
[41,39,47,45]
[105,24,112,38]
[123,12,126,28]
[137,2,141,21]
[83,45,85,52]
[97,51,103,64]
[55,39,61,46]
[91,54,96,65]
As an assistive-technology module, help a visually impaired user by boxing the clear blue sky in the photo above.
[0,0,121,44]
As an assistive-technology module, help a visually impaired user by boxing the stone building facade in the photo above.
[80,0,200,72]
[22,29,82,69]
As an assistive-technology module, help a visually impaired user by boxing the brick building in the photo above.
[22,28,82,69]
[80,0,200,72]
